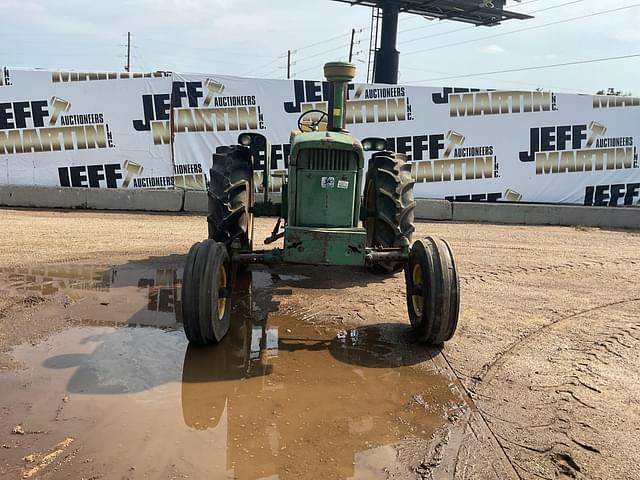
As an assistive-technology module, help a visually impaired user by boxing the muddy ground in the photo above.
[0,208,639,480]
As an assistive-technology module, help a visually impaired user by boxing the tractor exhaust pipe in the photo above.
[323,61,356,132]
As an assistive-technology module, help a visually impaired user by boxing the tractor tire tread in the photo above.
[207,145,254,250]
[363,151,416,273]
[405,236,460,344]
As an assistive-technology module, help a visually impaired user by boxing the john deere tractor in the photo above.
[181,62,459,346]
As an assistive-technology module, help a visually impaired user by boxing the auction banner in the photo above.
[2,66,639,206]
[0,67,173,190]
[163,72,274,191]
[428,87,640,206]
[169,73,640,207]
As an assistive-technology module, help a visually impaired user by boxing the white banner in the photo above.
[169,73,640,207]
[2,66,639,206]
[0,68,173,190]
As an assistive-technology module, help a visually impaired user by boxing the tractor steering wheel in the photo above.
[297,109,328,133]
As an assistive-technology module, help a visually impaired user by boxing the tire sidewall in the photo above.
[406,237,460,345]
[406,239,435,339]
[440,238,460,341]
[205,243,232,342]
[182,241,202,343]
[196,240,217,343]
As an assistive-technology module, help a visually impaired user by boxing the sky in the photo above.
[2,0,640,94]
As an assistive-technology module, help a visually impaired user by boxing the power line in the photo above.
[294,1,627,80]
[400,64,590,92]
[294,49,365,77]
[288,29,365,77]
[523,0,586,14]
[288,0,574,66]
[404,3,640,56]
[399,17,461,36]
[243,54,288,76]
[410,53,640,83]
[294,40,361,65]
[400,0,585,45]
[292,28,364,54]
[135,38,281,58]
[132,54,150,72]
[285,11,424,57]
[244,29,365,77]
[509,0,547,7]
[398,0,546,36]
[262,65,287,78]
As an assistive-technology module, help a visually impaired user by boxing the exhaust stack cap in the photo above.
[323,62,356,132]
[324,62,356,82]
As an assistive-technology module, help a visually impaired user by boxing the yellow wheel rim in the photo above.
[217,263,227,320]
[411,263,424,316]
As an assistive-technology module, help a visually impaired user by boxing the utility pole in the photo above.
[348,28,356,62]
[287,50,291,79]
[125,32,131,72]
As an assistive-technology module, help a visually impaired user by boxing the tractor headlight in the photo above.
[362,137,387,152]
[238,133,268,149]
[374,139,387,151]
[238,133,253,146]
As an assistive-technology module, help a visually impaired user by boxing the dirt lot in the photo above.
[0,208,639,479]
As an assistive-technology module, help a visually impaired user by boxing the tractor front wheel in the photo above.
[405,236,460,344]
[182,240,232,345]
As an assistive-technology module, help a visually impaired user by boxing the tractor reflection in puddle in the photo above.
[181,272,450,479]
[0,263,182,329]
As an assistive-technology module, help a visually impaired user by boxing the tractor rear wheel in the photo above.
[208,145,254,250]
[405,237,460,344]
[182,240,232,345]
[363,151,415,273]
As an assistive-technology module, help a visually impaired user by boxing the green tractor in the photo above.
[181,62,459,346]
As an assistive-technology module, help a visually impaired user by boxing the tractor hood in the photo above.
[289,130,364,169]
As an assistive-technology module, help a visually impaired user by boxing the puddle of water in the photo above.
[0,263,182,328]
[0,262,456,479]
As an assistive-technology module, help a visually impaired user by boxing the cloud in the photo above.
[2,0,638,92]
[478,44,505,54]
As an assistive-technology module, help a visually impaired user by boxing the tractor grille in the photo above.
[301,149,355,171]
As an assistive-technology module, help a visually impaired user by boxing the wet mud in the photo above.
[0,260,459,479]
[3,212,640,479]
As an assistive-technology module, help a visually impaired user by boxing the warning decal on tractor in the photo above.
[321,177,335,189]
